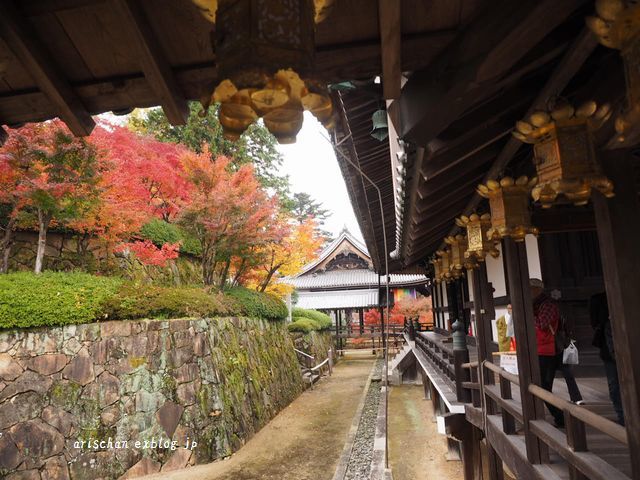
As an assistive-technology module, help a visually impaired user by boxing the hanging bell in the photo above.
[371,109,389,141]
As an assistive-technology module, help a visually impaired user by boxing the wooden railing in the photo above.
[413,332,631,480]
[480,360,630,480]
[294,348,334,390]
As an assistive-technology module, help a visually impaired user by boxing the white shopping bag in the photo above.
[563,341,579,365]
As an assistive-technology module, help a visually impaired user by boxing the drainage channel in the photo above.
[332,358,384,480]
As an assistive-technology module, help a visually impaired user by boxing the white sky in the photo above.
[277,112,363,242]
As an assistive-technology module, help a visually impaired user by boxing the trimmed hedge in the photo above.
[139,219,203,256]
[0,272,122,329]
[226,287,288,321]
[0,272,289,330]
[292,307,332,330]
[100,284,240,320]
[287,317,320,333]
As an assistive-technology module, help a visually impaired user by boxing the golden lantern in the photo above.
[430,256,444,284]
[477,177,539,242]
[436,248,453,283]
[513,100,614,207]
[445,235,474,277]
[199,0,337,143]
[586,0,640,142]
[456,213,499,263]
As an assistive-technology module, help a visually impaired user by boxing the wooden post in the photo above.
[503,237,547,464]
[592,149,640,480]
[359,308,364,335]
[472,264,504,480]
[453,319,471,403]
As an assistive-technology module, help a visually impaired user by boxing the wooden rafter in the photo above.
[0,0,95,136]
[392,0,585,145]
[377,0,401,99]
[114,0,189,125]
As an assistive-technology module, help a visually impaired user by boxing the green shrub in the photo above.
[0,272,122,329]
[287,318,320,333]
[139,219,203,256]
[292,308,332,330]
[100,284,240,320]
[226,287,288,321]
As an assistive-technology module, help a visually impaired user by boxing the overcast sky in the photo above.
[277,112,363,242]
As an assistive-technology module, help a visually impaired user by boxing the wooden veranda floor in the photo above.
[412,332,631,480]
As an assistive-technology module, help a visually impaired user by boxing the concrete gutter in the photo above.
[370,385,393,480]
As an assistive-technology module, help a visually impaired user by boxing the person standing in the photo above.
[590,291,624,425]
[553,314,584,405]
[530,278,565,428]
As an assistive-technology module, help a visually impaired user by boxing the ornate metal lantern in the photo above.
[586,0,640,141]
[435,249,453,283]
[456,213,499,263]
[477,176,539,242]
[200,0,337,143]
[445,235,475,277]
[513,101,614,207]
[430,256,444,284]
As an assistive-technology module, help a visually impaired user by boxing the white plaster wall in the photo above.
[525,234,542,281]
[486,244,506,298]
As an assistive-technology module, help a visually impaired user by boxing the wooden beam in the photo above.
[592,150,640,480]
[114,0,188,125]
[0,0,95,136]
[393,0,584,145]
[377,0,401,99]
[453,28,598,233]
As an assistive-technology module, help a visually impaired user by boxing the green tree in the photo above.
[129,102,290,200]
[289,192,330,224]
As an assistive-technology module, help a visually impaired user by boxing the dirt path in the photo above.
[139,356,375,480]
[388,384,464,480]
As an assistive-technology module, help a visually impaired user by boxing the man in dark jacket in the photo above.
[590,291,624,425]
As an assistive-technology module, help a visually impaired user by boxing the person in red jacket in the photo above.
[530,278,565,428]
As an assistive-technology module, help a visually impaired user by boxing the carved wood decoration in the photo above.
[324,252,370,271]
[477,177,538,242]
[513,100,614,207]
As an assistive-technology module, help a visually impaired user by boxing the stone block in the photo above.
[161,448,192,472]
[169,347,192,369]
[120,457,161,479]
[0,432,23,471]
[176,381,198,406]
[62,337,83,355]
[169,319,190,332]
[62,350,94,386]
[100,406,120,427]
[41,455,70,480]
[175,363,199,384]
[0,353,23,381]
[9,420,64,468]
[135,390,165,413]
[27,354,69,375]
[5,470,40,480]
[193,334,209,357]
[156,401,184,438]
[41,406,75,437]
[0,391,44,430]
[97,371,120,407]
[0,370,52,401]
[100,321,132,338]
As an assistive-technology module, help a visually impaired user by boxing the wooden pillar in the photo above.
[502,237,547,464]
[461,424,484,480]
[592,150,640,480]
[359,308,364,334]
[472,263,504,480]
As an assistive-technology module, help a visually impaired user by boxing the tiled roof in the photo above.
[286,269,427,289]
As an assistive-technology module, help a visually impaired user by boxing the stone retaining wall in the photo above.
[290,330,335,364]
[0,317,304,479]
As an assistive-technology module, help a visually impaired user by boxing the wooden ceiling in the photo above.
[334,0,630,272]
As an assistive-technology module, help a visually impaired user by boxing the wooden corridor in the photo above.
[412,331,631,480]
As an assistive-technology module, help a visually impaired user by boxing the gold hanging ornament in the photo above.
[199,0,337,143]
[430,256,444,284]
[435,249,453,283]
[445,235,476,277]
[477,177,539,242]
[586,0,640,142]
[456,213,500,264]
[512,99,615,208]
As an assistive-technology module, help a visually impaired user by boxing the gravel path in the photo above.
[344,359,383,480]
